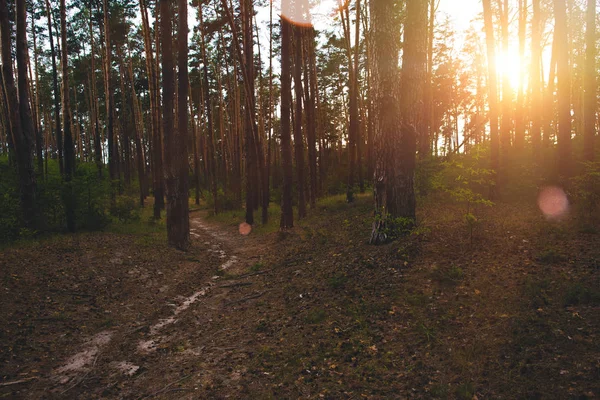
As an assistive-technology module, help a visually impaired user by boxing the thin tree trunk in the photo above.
[30,10,43,176]
[305,27,318,208]
[280,17,294,229]
[482,0,500,197]
[583,0,596,161]
[45,0,62,174]
[293,26,306,219]
[103,0,116,190]
[554,0,572,178]
[499,0,512,165]
[1,0,36,228]
[197,4,218,215]
[61,0,76,232]
[514,0,527,152]
[530,0,542,161]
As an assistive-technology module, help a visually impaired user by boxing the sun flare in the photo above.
[495,49,524,91]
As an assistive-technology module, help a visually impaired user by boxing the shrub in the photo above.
[570,161,600,218]
[110,196,140,223]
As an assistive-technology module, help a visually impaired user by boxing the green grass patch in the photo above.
[305,308,327,324]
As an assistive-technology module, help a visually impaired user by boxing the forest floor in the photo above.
[0,193,599,399]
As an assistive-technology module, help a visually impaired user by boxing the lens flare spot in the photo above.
[281,0,315,27]
[239,222,252,236]
[538,186,569,219]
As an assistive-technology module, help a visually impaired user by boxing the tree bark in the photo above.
[280,17,294,229]
[530,0,542,161]
[45,0,63,175]
[161,0,189,250]
[583,0,596,161]
[554,0,572,178]
[293,26,306,219]
[482,0,500,197]
[61,0,76,232]
[1,0,36,228]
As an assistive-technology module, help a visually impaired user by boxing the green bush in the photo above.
[110,196,140,223]
[570,161,600,218]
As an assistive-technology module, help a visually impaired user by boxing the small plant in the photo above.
[564,283,600,306]
[110,196,140,223]
[327,273,348,289]
[249,262,263,272]
[537,247,566,264]
[455,382,475,400]
[432,264,464,284]
[570,161,600,218]
[305,308,326,324]
[434,157,494,245]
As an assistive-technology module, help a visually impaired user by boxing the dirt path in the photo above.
[1,211,274,399]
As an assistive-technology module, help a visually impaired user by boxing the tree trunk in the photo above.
[45,0,63,175]
[393,0,426,220]
[583,0,596,162]
[103,0,116,191]
[499,0,512,164]
[280,17,294,229]
[554,0,572,178]
[514,0,527,152]
[197,4,218,215]
[293,26,306,219]
[530,0,542,161]
[1,0,36,228]
[482,0,500,197]
[61,0,76,232]
[305,28,318,209]
[160,0,189,250]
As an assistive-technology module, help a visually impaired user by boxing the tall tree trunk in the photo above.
[140,0,164,217]
[103,0,116,191]
[394,0,426,219]
[554,0,572,178]
[340,2,358,203]
[45,0,62,174]
[125,55,147,206]
[499,0,512,166]
[267,0,273,213]
[160,0,190,250]
[422,0,437,158]
[280,17,294,229]
[530,0,542,161]
[482,0,500,197]
[197,4,218,215]
[583,0,596,162]
[514,0,526,152]
[293,26,306,219]
[1,0,36,228]
[305,28,318,209]
[30,10,43,176]
[61,0,76,232]
[89,1,102,177]
[189,79,201,205]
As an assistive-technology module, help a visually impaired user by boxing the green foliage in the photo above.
[110,196,140,223]
[327,273,348,289]
[204,188,240,212]
[375,214,415,241]
[537,247,566,265]
[0,158,20,242]
[432,263,464,284]
[305,308,327,324]
[570,161,600,218]
[433,156,494,244]
[563,283,600,306]
[0,158,154,244]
